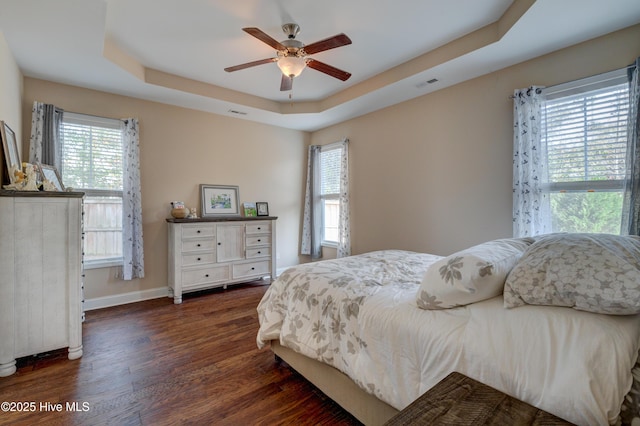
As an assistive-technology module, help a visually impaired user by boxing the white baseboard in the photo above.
[84,287,169,311]
[84,273,288,311]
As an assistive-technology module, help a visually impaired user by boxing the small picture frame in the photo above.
[1,121,21,184]
[256,202,269,216]
[200,184,240,217]
[38,163,65,191]
[243,202,257,217]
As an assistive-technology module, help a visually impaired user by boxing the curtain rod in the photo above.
[509,87,542,99]
[63,109,127,122]
[508,63,636,99]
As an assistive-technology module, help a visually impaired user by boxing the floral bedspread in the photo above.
[257,250,441,358]
[256,250,640,425]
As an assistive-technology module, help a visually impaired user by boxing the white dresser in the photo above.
[0,191,84,377]
[167,217,277,304]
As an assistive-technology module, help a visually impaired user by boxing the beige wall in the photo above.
[22,79,309,299]
[9,23,640,300]
[0,29,23,176]
[312,24,640,256]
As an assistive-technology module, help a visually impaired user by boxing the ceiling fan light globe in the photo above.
[277,56,306,78]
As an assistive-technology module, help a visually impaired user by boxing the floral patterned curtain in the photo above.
[122,119,145,280]
[622,58,640,235]
[301,145,322,259]
[29,101,63,167]
[512,86,551,237]
[337,138,351,258]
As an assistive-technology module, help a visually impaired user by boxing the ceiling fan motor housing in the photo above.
[281,39,305,57]
[281,23,300,39]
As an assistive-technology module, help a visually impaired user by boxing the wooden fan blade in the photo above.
[242,27,287,51]
[306,59,351,81]
[303,33,352,55]
[224,58,277,72]
[280,74,293,91]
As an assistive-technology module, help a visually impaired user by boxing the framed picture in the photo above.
[1,121,21,184]
[37,163,64,191]
[256,202,269,216]
[243,202,257,217]
[200,184,240,217]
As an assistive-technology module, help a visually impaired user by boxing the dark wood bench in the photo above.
[384,372,574,425]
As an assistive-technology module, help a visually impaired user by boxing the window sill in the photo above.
[322,241,338,248]
[84,258,123,270]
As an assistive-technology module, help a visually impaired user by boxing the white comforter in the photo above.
[256,250,640,425]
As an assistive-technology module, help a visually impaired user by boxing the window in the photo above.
[320,145,343,245]
[301,139,350,258]
[541,70,629,234]
[60,112,124,267]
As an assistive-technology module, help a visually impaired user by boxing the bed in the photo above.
[257,234,640,425]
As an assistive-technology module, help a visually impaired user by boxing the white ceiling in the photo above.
[1,0,639,131]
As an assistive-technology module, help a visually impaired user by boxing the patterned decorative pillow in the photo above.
[416,238,533,310]
[503,233,640,315]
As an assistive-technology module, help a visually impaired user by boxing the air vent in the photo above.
[228,109,248,116]
[415,78,439,88]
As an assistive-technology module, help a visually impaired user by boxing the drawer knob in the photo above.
[257,251,261,254]
[205,274,209,277]
[197,257,201,261]
[197,230,201,233]
[218,242,221,246]
[251,267,255,270]
[257,239,261,242]
[257,227,261,230]
[197,243,201,247]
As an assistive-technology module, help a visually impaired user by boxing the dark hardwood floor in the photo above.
[0,282,362,426]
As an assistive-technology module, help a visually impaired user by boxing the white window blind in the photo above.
[320,145,342,244]
[60,112,123,196]
[320,147,341,196]
[543,83,629,192]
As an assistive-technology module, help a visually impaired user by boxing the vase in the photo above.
[171,208,188,219]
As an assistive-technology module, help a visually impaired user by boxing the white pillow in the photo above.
[504,233,640,315]
[416,238,533,310]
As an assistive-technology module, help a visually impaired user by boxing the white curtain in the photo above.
[512,86,551,237]
[622,58,640,235]
[29,101,63,167]
[337,139,351,258]
[122,119,145,279]
[301,145,322,259]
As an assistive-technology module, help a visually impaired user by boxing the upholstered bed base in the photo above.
[270,340,398,425]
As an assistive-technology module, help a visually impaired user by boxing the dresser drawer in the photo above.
[246,222,271,234]
[182,265,229,286]
[182,239,215,252]
[232,260,270,279]
[182,252,215,267]
[246,247,270,259]
[182,224,215,239]
[246,235,271,247]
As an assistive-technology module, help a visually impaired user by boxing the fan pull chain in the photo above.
[289,91,294,108]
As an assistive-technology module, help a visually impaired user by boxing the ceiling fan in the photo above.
[224,23,352,91]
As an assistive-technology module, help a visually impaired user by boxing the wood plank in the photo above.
[0,282,361,425]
